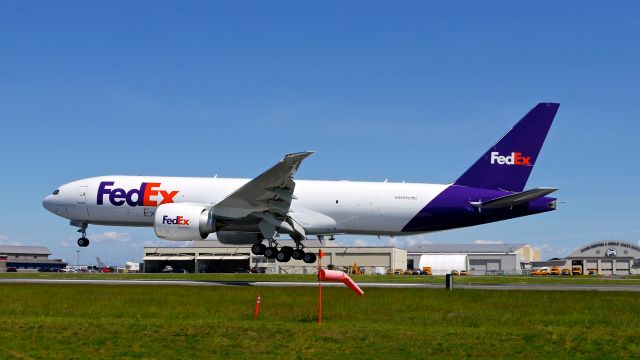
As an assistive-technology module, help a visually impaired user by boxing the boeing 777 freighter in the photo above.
[43,103,560,263]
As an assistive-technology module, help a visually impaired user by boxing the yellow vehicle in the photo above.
[550,266,561,275]
[572,265,583,275]
[532,267,549,276]
[561,268,571,275]
[459,270,468,276]
[422,266,432,275]
[403,269,413,275]
[349,262,362,275]
[451,270,459,275]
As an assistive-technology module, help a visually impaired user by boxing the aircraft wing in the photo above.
[470,187,557,209]
[212,151,314,219]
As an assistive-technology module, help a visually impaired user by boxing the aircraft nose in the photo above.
[42,195,57,213]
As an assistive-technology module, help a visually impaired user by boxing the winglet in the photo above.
[454,103,559,192]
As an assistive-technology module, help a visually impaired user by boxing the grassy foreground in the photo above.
[0,284,639,359]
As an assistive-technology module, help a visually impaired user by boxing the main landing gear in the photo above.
[76,223,90,247]
[251,240,316,263]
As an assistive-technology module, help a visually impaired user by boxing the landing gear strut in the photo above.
[76,223,90,247]
[253,217,317,263]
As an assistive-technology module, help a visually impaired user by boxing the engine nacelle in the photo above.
[154,203,216,241]
[216,231,264,245]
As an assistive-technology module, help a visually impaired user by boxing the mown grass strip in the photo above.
[0,284,639,359]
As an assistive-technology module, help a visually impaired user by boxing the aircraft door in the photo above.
[77,186,88,204]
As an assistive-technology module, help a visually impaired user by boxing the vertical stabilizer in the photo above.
[453,103,559,192]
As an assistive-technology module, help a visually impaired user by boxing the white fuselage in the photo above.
[43,176,448,236]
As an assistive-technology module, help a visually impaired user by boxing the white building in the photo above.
[406,243,539,275]
[143,241,406,274]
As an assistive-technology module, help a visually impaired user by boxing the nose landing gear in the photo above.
[75,222,90,247]
[77,237,90,247]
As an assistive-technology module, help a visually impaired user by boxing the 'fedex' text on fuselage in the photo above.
[97,181,179,207]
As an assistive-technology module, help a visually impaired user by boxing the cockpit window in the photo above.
[52,190,60,195]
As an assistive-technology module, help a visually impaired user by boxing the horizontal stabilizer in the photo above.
[470,187,558,209]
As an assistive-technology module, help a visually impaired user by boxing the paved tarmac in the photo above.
[1,278,640,292]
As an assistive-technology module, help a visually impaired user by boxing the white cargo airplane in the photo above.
[43,103,560,263]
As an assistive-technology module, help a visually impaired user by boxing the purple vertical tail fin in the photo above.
[453,103,559,192]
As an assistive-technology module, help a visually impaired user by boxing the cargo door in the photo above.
[599,260,612,275]
[487,261,500,272]
[469,259,487,272]
[616,261,630,275]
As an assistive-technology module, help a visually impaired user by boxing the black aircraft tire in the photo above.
[303,252,316,264]
[280,246,294,256]
[276,251,291,262]
[251,243,266,255]
[292,249,304,260]
[264,247,278,259]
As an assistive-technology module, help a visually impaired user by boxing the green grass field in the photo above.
[0,284,639,359]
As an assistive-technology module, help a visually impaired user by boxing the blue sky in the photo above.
[0,1,638,265]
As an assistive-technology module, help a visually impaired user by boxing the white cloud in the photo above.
[536,244,553,252]
[143,240,167,247]
[473,239,505,245]
[534,244,577,259]
[93,231,132,243]
[384,235,432,248]
[0,234,21,246]
[354,239,372,246]
[59,241,71,248]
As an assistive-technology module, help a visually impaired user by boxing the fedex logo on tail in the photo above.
[162,215,189,226]
[97,181,179,207]
[490,152,532,166]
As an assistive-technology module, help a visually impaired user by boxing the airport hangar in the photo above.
[406,243,539,275]
[541,240,640,276]
[0,246,67,272]
[143,240,407,274]
[142,241,540,275]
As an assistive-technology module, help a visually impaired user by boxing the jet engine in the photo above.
[154,203,217,241]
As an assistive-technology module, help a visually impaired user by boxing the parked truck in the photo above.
[572,265,583,275]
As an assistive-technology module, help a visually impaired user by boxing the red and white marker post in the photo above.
[317,249,363,325]
[318,249,325,324]
[254,290,261,319]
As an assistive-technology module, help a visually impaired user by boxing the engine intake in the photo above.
[154,203,216,241]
